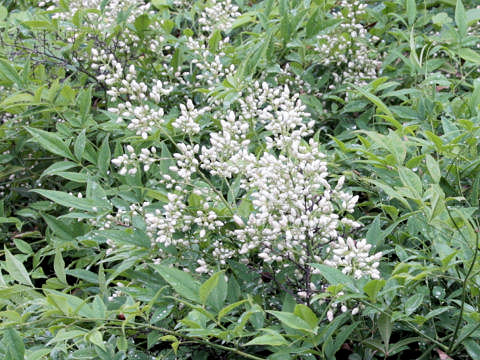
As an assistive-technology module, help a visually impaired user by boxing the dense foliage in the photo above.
[1,0,480,359]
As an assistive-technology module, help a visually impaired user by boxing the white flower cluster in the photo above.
[182,1,241,92]
[172,99,210,135]
[95,57,170,139]
[199,110,253,178]
[314,0,382,88]
[198,0,241,33]
[325,237,382,279]
[125,80,382,287]
[42,0,151,34]
[112,145,157,175]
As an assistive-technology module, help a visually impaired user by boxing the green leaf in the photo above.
[54,171,88,183]
[134,14,150,32]
[231,13,256,29]
[378,314,392,353]
[464,339,480,359]
[466,8,480,25]
[0,217,22,231]
[96,229,150,248]
[364,279,386,302]
[425,155,441,183]
[245,331,288,346]
[404,293,423,315]
[406,0,416,26]
[152,264,200,302]
[0,6,7,21]
[31,189,110,212]
[207,271,228,311]
[4,248,33,286]
[199,271,223,305]
[458,48,480,65]
[97,136,111,175]
[354,86,395,121]
[398,167,422,197]
[54,250,67,285]
[294,304,318,329]
[26,128,74,160]
[432,12,451,26]
[49,329,87,344]
[208,29,222,53]
[13,239,32,255]
[218,299,248,322]
[3,328,25,360]
[310,263,358,292]
[455,0,467,37]
[45,289,93,317]
[267,310,315,333]
[41,161,79,178]
[151,0,169,9]
[74,129,86,161]
[325,323,359,358]
[0,59,23,86]
[87,329,105,350]
[77,86,92,121]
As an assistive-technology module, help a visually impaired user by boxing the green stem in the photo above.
[446,216,479,352]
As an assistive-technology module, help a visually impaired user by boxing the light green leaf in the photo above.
[86,329,105,350]
[364,279,386,302]
[77,87,91,121]
[405,293,423,315]
[45,289,93,317]
[53,171,88,183]
[267,310,315,333]
[4,248,33,286]
[31,189,110,212]
[96,229,150,248]
[48,329,86,344]
[378,314,392,353]
[152,264,200,302]
[466,8,480,25]
[218,299,248,322]
[199,271,224,305]
[0,59,22,86]
[13,239,32,255]
[4,328,25,360]
[54,250,67,285]
[134,14,150,32]
[0,6,7,21]
[398,167,422,197]
[151,0,169,9]
[354,86,396,122]
[310,263,358,292]
[97,135,111,175]
[458,48,480,65]
[455,0,467,37]
[294,304,318,328]
[425,155,441,183]
[40,161,79,178]
[245,331,288,346]
[74,129,86,161]
[26,128,74,160]
[406,0,416,26]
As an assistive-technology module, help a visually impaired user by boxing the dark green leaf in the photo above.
[152,264,200,302]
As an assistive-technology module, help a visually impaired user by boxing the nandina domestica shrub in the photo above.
[0,0,480,359]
